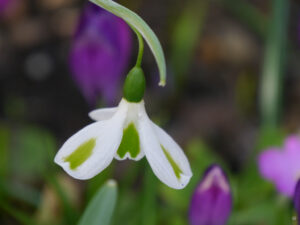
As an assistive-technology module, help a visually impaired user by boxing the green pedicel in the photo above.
[161,145,182,179]
[117,123,140,159]
[64,138,96,170]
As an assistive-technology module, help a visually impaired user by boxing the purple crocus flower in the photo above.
[0,0,9,12]
[69,3,131,105]
[189,164,232,225]
[0,0,16,15]
[294,179,300,225]
[258,135,300,197]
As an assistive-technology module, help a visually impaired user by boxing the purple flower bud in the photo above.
[189,165,232,225]
[69,3,132,105]
[294,179,300,225]
[0,0,16,15]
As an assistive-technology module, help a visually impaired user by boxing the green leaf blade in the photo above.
[90,0,167,86]
[78,180,118,225]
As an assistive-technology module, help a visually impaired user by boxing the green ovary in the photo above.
[117,123,140,159]
[64,138,96,170]
[161,145,182,179]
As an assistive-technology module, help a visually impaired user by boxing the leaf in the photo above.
[78,180,118,225]
[259,0,289,127]
[11,126,56,180]
[170,1,208,88]
[0,124,10,177]
[140,166,157,225]
[0,198,37,225]
[89,0,167,86]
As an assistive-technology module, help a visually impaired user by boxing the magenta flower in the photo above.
[69,3,131,105]
[294,179,300,224]
[258,135,300,197]
[0,0,9,12]
[189,165,232,225]
[0,0,17,15]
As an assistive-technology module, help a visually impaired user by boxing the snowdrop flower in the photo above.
[55,67,192,189]
[258,135,300,197]
[189,164,232,225]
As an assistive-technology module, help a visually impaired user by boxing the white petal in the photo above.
[151,122,192,186]
[89,107,117,121]
[55,103,128,180]
[115,151,145,161]
[138,109,192,189]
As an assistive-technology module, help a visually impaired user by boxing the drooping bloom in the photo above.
[55,67,192,189]
[294,179,300,225]
[69,3,131,104]
[189,165,232,225]
[258,135,300,197]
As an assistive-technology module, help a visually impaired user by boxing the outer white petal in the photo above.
[54,103,128,180]
[151,122,192,187]
[138,107,192,189]
[89,107,117,121]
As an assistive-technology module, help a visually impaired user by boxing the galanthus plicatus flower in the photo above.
[189,164,232,225]
[294,179,300,224]
[55,67,192,189]
[69,3,131,104]
[258,135,300,197]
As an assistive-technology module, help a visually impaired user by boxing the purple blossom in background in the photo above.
[0,0,16,15]
[294,179,300,225]
[189,164,232,225]
[69,3,131,105]
[0,0,9,12]
[258,135,300,197]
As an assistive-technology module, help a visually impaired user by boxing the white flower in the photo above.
[54,98,192,189]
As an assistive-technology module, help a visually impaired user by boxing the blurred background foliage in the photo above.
[0,0,300,224]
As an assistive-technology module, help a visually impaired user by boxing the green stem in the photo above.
[133,28,144,67]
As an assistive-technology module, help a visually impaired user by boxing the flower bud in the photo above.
[189,165,232,225]
[69,3,131,105]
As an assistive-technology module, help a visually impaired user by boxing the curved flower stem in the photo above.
[133,28,144,68]
[89,0,166,86]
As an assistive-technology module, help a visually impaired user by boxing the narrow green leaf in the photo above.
[0,124,10,177]
[89,0,167,86]
[259,0,289,127]
[140,166,157,225]
[170,0,208,89]
[11,126,56,179]
[0,198,37,225]
[0,180,40,207]
[78,180,118,225]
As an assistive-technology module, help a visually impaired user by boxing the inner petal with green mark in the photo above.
[64,138,96,170]
[117,123,140,159]
[161,145,183,179]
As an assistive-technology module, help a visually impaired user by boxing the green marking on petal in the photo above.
[64,138,96,170]
[161,145,182,179]
[117,123,140,159]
